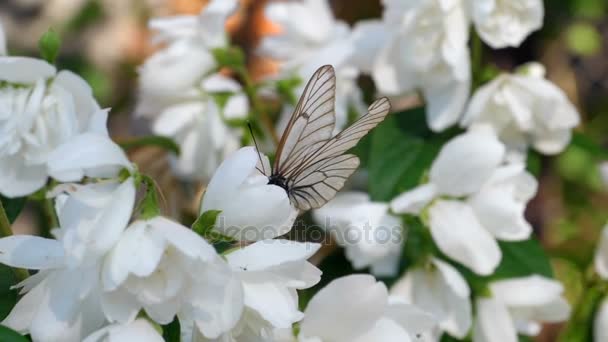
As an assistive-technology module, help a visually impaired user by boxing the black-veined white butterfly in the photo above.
[257,65,391,211]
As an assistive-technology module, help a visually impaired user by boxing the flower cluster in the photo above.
[0,0,599,341]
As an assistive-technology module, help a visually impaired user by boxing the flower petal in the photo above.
[428,200,501,275]
[473,298,518,342]
[390,184,438,214]
[301,274,388,341]
[0,236,64,269]
[48,133,132,182]
[0,57,56,84]
[430,129,505,196]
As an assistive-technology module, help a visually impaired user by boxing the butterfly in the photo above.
[256,65,391,211]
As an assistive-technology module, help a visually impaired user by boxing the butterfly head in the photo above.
[268,173,289,193]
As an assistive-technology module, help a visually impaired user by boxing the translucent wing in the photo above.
[273,65,336,174]
[286,98,391,210]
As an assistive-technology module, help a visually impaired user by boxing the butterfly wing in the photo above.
[286,98,391,210]
[273,65,337,175]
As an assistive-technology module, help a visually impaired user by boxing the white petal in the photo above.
[422,65,471,132]
[468,164,536,241]
[473,298,518,342]
[84,319,164,342]
[352,318,412,342]
[430,129,505,196]
[350,20,390,74]
[0,57,56,84]
[86,179,137,256]
[595,225,608,279]
[489,275,570,323]
[150,216,217,261]
[53,70,100,127]
[186,260,244,339]
[0,236,64,269]
[227,239,319,272]
[390,184,438,214]
[0,22,6,55]
[198,0,238,48]
[594,297,608,342]
[0,156,48,198]
[201,147,258,212]
[100,288,141,323]
[428,200,501,275]
[301,275,388,341]
[48,133,132,182]
[242,283,302,328]
[202,74,242,93]
[385,298,437,338]
[102,221,165,291]
[2,279,47,333]
[472,0,544,49]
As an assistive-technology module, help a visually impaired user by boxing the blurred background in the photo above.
[1,0,607,340]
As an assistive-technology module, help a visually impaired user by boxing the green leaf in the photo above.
[38,28,61,64]
[368,112,443,201]
[0,196,26,224]
[162,317,181,342]
[139,176,161,220]
[0,265,19,322]
[491,239,554,280]
[276,76,302,105]
[526,151,542,177]
[0,325,27,342]
[192,210,234,243]
[212,46,245,69]
[118,136,180,156]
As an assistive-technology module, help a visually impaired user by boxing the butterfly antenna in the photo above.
[248,122,267,175]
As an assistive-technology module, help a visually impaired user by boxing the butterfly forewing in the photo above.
[271,64,391,211]
[273,65,337,174]
[285,98,391,210]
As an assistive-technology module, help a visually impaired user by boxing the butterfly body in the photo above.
[265,65,391,211]
[267,173,289,192]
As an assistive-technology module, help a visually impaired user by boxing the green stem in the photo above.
[236,66,279,145]
[558,271,608,341]
[471,32,484,88]
[0,200,30,281]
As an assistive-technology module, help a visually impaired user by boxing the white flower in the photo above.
[210,239,321,341]
[200,147,298,241]
[594,224,608,279]
[0,57,103,197]
[150,74,248,181]
[600,162,608,188]
[474,275,570,342]
[259,0,365,132]
[83,319,164,342]
[468,0,544,49]
[101,216,243,339]
[391,258,472,338]
[0,179,136,342]
[298,274,436,342]
[391,129,537,275]
[0,20,6,55]
[370,0,471,132]
[137,0,247,181]
[595,297,608,342]
[462,63,580,157]
[137,0,236,114]
[313,192,403,277]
